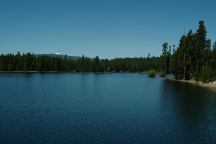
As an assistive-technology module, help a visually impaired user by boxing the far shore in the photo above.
[0,71,62,73]
[168,78,216,91]
[0,71,146,74]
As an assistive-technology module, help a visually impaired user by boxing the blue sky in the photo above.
[0,0,215,58]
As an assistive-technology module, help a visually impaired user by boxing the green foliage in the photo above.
[148,69,157,78]
[169,20,216,82]
[0,53,163,73]
[213,41,216,51]
[195,65,216,83]
[161,42,172,76]
[196,20,207,71]
[159,71,166,77]
[161,42,168,74]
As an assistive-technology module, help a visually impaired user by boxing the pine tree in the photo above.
[196,20,207,71]
[161,42,169,74]
[213,41,216,52]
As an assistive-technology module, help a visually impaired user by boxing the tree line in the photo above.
[0,52,162,73]
[162,20,216,82]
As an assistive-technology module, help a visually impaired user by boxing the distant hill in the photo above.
[35,53,81,60]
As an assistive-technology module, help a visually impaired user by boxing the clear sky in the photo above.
[0,0,215,58]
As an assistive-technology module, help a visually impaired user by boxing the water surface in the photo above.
[0,73,216,144]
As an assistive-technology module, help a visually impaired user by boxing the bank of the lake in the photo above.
[169,78,216,90]
[0,71,147,74]
[0,71,70,73]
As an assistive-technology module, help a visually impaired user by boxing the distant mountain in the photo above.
[35,53,81,60]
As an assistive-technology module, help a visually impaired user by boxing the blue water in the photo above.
[0,73,216,144]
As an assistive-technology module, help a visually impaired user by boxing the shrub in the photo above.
[195,65,216,83]
[148,69,156,78]
[160,71,166,77]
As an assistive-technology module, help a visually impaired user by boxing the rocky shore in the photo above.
[169,78,216,91]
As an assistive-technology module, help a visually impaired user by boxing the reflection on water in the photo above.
[160,80,216,143]
[0,73,216,144]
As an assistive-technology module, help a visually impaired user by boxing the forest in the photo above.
[162,20,216,82]
[0,52,161,73]
[0,21,215,82]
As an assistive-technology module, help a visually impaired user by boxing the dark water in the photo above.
[1,73,216,144]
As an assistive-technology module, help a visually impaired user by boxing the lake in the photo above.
[0,73,216,144]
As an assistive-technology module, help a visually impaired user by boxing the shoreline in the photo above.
[168,78,216,90]
[0,71,145,74]
[0,71,66,73]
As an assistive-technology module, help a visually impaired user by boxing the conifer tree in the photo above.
[196,20,207,71]
[161,42,169,74]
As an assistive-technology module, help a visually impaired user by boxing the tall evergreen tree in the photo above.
[213,41,216,52]
[196,20,207,71]
[161,42,169,74]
